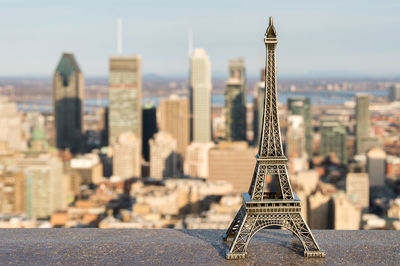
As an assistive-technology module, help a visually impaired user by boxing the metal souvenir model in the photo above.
[223,17,326,260]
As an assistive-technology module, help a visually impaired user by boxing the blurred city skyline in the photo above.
[1,0,400,78]
[0,3,400,232]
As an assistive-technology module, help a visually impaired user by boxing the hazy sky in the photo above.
[1,0,399,77]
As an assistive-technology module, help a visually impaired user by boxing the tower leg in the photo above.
[288,213,326,258]
[225,213,256,260]
[225,211,325,259]
[222,205,244,241]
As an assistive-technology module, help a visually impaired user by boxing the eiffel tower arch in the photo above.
[223,17,325,259]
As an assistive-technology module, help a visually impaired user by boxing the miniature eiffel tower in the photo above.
[223,17,325,259]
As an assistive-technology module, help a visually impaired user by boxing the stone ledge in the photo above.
[0,229,399,265]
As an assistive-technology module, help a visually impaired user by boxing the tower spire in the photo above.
[266,16,277,38]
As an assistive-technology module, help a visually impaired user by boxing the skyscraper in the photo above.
[228,58,246,84]
[29,125,48,152]
[355,94,370,155]
[333,192,361,230]
[367,147,386,187]
[142,103,157,162]
[70,154,103,185]
[184,142,215,178]
[320,120,347,165]
[158,95,190,157]
[189,48,212,142]
[0,170,26,214]
[288,97,312,158]
[286,115,308,174]
[112,132,141,179]
[0,97,26,151]
[108,56,142,149]
[98,107,108,147]
[389,84,400,102]
[286,115,306,159]
[149,131,179,179]
[308,190,331,229]
[253,69,265,146]
[225,58,247,141]
[346,173,369,208]
[17,155,64,219]
[53,52,84,153]
[208,142,256,193]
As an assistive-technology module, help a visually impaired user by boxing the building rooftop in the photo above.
[56,52,81,76]
[30,126,46,141]
[0,229,398,265]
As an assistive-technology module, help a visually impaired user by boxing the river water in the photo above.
[17,90,388,112]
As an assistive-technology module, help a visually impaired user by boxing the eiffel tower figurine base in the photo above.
[223,193,326,260]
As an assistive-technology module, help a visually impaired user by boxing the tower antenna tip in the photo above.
[266,16,277,37]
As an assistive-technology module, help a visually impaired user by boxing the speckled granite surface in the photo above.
[0,229,398,265]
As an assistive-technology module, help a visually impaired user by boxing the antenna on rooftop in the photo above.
[117,18,123,55]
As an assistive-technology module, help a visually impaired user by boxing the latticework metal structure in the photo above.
[223,17,326,259]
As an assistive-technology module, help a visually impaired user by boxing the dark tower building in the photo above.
[53,52,84,153]
[99,107,109,147]
[225,58,247,141]
[142,103,157,162]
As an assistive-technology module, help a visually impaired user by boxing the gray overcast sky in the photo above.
[0,0,399,77]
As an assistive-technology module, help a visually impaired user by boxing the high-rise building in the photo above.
[0,170,26,214]
[286,115,308,174]
[23,111,46,150]
[286,115,306,159]
[290,170,319,222]
[158,95,190,157]
[387,155,400,181]
[208,142,256,193]
[346,173,369,208]
[70,153,103,185]
[112,132,141,179]
[24,111,45,135]
[149,131,179,179]
[17,155,64,219]
[184,142,215,178]
[29,126,48,152]
[108,56,142,149]
[189,48,212,142]
[367,147,386,187]
[389,84,400,102]
[53,52,84,153]
[97,107,108,147]
[308,190,331,229]
[252,69,265,147]
[288,97,312,158]
[0,97,26,151]
[333,191,361,230]
[355,94,370,155]
[228,58,246,84]
[225,58,247,141]
[142,103,157,162]
[320,120,347,165]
